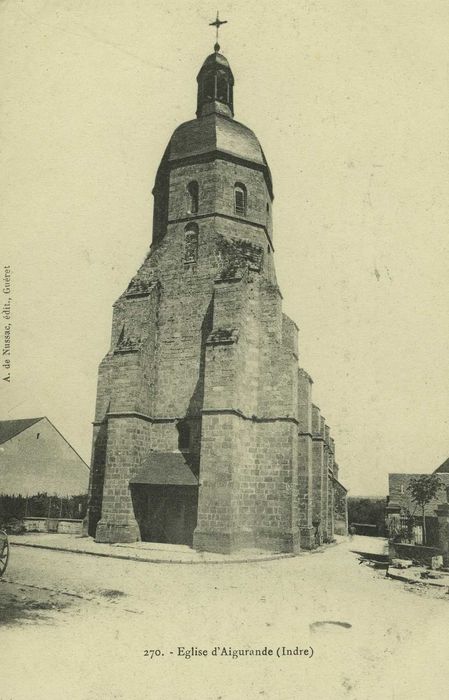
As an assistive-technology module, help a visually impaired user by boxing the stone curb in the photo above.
[9,540,298,565]
[387,569,449,589]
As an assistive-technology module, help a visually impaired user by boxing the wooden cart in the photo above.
[0,530,9,577]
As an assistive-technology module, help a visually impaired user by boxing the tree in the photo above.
[407,474,443,545]
[347,498,386,536]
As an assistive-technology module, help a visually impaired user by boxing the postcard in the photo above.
[1,2,448,699]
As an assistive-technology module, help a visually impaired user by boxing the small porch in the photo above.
[130,451,199,547]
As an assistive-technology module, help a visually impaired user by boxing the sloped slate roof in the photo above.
[434,457,449,474]
[130,452,198,487]
[168,113,268,169]
[199,51,232,72]
[0,417,43,445]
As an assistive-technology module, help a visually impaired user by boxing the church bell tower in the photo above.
[86,26,321,554]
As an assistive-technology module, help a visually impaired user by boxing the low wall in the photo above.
[57,519,83,535]
[23,517,83,535]
[23,517,48,532]
[389,541,441,565]
[352,523,378,537]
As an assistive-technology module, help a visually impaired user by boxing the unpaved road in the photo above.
[1,536,448,700]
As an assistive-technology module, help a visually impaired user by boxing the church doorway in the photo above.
[131,485,198,546]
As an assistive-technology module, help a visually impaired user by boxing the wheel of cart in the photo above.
[0,530,9,577]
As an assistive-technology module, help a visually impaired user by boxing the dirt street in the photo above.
[1,537,448,700]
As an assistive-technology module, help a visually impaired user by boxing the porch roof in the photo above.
[129,452,198,487]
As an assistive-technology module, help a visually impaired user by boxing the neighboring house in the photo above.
[388,469,449,518]
[387,458,449,545]
[433,457,449,475]
[0,417,89,496]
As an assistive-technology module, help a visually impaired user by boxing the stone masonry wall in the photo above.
[194,258,300,553]
[95,416,152,543]
[311,406,324,538]
[297,369,314,548]
[321,420,329,538]
[333,478,348,536]
[168,159,273,247]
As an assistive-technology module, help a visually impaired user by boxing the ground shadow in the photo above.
[0,580,73,626]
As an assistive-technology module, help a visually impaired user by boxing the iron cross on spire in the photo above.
[209,11,227,48]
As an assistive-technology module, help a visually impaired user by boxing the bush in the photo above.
[1,517,26,535]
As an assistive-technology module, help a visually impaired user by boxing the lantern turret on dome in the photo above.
[196,43,235,118]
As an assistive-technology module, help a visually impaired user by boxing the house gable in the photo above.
[0,417,89,496]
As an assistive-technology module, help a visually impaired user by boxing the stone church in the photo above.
[85,42,347,553]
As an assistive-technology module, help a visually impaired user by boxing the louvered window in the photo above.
[234,184,247,216]
[184,223,199,263]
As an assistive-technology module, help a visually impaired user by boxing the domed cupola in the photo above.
[151,36,274,246]
[196,43,234,118]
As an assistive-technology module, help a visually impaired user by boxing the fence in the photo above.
[0,493,87,526]
[391,513,438,547]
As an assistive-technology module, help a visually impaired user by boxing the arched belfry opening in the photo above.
[187,181,199,214]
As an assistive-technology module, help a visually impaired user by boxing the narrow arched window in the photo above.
[187,181,199,214]
[184,223,199,263]
[234,183,247,216]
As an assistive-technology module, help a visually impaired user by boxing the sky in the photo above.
[1,0,448,496]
